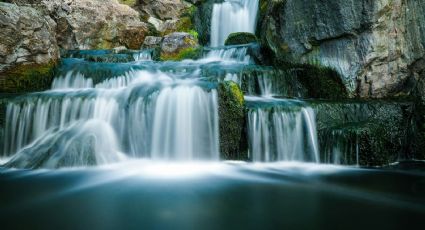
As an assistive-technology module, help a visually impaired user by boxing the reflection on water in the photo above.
[1,161,424,230]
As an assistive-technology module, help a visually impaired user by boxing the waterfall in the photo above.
[210,0,259,47]
[245,97,320,163]
[2,67,220,167]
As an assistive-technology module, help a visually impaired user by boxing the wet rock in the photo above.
[225,32,258,46]
[217,81,247,160]
[313,100,415,166]
[259,0,425,98]
[0,2,59,93]
[193,0,223,45]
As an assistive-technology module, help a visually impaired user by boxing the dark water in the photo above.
[0,161,424,230]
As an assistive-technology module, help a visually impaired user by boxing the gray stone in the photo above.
[143,36,163,48]
[161,32,199,56]
[260,0,425,98]
[25,0,150,50]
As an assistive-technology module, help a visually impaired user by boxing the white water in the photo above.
[203,46,251,63]
[210,0,259,47]
[3,69,220,166]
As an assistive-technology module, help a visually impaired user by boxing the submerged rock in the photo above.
[4,120,125,169]
[0,2,59,93]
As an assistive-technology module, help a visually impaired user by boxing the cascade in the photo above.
[2,65,220,167]
[210,0,259,47]
[1,0,320,167]
[245,97,319,163]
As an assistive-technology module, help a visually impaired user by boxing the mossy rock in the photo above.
[217,81,248,160]
[225,32,258,46]
[314,100,414,166]
[277,62,348,99]
[0,62,57,93]
[118,0,136,7]
[160,47,202,61]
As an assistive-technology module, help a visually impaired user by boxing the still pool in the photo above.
[1,161,424,230]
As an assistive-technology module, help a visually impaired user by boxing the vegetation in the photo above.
[218,81,248,160]
[160,47,202,61]
[1,62,57,93]
[118,0,136,7]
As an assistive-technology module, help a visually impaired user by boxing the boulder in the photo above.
[160,32,201,60]
[29,0,150,50]
[0,2,59,93]
[259,0,425,98]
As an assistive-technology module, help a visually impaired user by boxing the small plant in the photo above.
[188,30,199,39]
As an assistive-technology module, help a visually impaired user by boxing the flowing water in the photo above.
[210,0,259,47]
[1,0,424,228]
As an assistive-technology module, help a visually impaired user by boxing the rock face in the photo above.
[259,0,425,98]
[0,2,59,93]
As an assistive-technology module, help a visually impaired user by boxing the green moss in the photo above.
[217,81,248,160]
[160,47,202,61]
[1,61,57,93]
[276,61,348,99]
[224,32,258,46]
[118,0,136,7]
[229,81,244,106]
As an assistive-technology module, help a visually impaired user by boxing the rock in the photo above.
[217,81,247,160]
[292,64,349,100]
[259,0,425,98]
[225,32,258,46]
[136,0,187,21]
[160,32,201,60]
[193,0,222,45]
[31,0,150,50]
[0,2,59,93]
[135,0,196,36]
[142,36,163,48]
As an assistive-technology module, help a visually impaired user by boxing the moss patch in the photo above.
[1,62,57,93]
[276,61,348,99]
[160,47,202,61]
[118,0,136,7]
[217,81,248,160]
